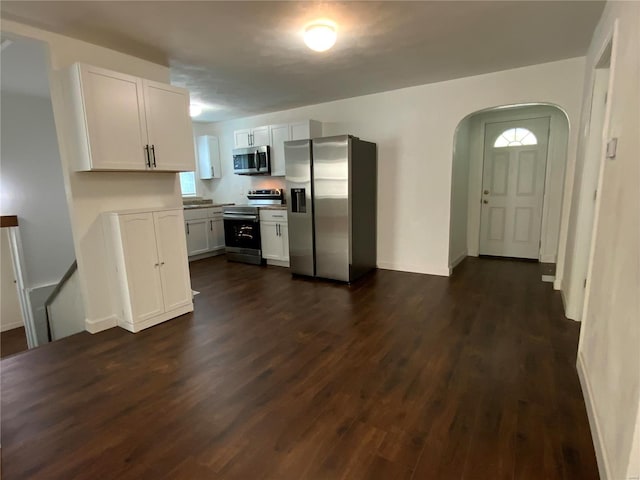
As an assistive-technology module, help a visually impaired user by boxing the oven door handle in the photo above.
[223,214,259,222]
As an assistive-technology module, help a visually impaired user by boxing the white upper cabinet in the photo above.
[233,126,270,148]
[290,120,322,141]
[269,124,291,177]
[66,63,195,172]
[143,80,195,172]
[196,135,222,179]
[252,126,270,146]
[269,121,323,176]
[234,129,252,148]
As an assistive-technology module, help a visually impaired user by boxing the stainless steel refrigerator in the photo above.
[285,135,377,282]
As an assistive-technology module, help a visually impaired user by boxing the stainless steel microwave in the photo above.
[232,145,271,175]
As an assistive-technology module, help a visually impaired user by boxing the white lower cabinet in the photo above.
[103,208,193,333]
[184,207,225,259]
[186,218,209,255]
[260,209,289,266]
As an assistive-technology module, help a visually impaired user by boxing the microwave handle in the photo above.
[255,149,260,172]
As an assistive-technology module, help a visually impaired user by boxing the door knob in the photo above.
[483,200,488,204]
[484,190,490,195]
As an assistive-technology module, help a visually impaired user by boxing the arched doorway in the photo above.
[449,104,570,273]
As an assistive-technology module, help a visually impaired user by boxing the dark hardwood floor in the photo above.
[0,256,598,479]
[0,326,28,359]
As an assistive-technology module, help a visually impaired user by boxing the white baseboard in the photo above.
[188,248,225,262]
[0,321,24,332]
[266,259,290,268]
[377,261,450,277]
[540,253,557,263]
[577,352,611,480]
[553,278,562,290]
[85,314,118,334]
[448,251,467,274]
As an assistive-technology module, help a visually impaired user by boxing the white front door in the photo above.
[479,118,550,259]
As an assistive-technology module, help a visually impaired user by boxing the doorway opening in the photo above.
[448,104,570,276]
[0,34,83,356]
[562,39,613,321]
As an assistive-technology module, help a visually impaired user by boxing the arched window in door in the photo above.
[494,128,538,148]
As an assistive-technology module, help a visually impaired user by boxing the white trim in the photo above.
[266,259,290,268]
[6,227,38,348]
[85,314,118,333]
[118,303,193,333]
[0,321,25,333]
[554,278,562,291]
[540,253,556,263]
[579,20,619,348]
[449,251,467,274]
[377,261,450,277]
[577,352,611,480]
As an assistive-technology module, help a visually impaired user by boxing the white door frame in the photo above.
[464,105,569,263]
[579,22,619,330]
[6,226,39,348]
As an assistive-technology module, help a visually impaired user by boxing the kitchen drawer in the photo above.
[184,207,213,220]
[260,209,288,223]
[210,207,223,219]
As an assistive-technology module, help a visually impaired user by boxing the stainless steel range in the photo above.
[223,189,283,264]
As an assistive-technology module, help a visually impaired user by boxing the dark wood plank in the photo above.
[0,215,18,228]
[0,327,27,359]
[0,256,599,479]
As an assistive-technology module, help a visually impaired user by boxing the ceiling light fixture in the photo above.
[189,104,203,117]
[304,21,337,52]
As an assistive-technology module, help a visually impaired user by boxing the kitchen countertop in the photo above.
[183,203,234,210]
[258,205,287,210]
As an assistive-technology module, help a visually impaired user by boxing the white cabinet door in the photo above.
[252,126,270,146]
[290,121,311,141]
[260,222,283,260]
[154,210,192,312]
[207,218,225,250]
[280,223,289,261]
[78,64,148,170]
[118,213,165,323]
[143,80,195,172]
[197,135,221,179]
[269,124,290,177]
[234,129,251,148]
[186,219,209,256]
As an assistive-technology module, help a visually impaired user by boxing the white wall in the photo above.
[0,91,74,289]
[1,20,183,332]
[573,3,640,480]
[463,105,569,263]
[448,118,471,269]
[195,57,585,276]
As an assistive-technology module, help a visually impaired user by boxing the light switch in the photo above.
[606,138,618,159]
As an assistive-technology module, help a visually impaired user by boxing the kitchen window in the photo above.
[179,171,197,197]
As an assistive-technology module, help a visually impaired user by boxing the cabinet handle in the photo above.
[211,166,214,177]
[186,223,190,235]
[160,262,165,266]
[151,145,157,168]
[154,262,159,267]
[144,145,151,168]
[210,220,213,231]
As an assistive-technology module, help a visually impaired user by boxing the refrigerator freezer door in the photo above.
[285,140,315,276]
[312,135,350,282]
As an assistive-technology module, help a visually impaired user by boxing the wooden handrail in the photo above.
[44,260,77,342]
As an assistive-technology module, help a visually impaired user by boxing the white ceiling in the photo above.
[1,35,51,98]
[1,1,604,122]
